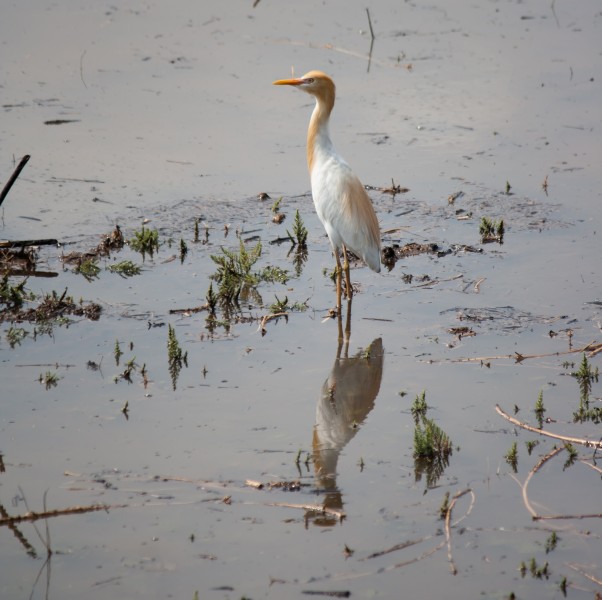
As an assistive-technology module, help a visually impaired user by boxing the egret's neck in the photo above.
[307,93,335,174]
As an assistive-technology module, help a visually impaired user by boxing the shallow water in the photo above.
[1,1,601,599]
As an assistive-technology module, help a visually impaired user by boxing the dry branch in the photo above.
[258,311,288,335]
[566,563,602,587]
[444,488,473,575]
[267,501,345,521]
[495,404,602,449]
[521,446,565,518]
[0,239,58,248]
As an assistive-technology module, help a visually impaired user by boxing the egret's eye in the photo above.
[304,78,315,84]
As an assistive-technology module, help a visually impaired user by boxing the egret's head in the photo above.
[273,70,335,107]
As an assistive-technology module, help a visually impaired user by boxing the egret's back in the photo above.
[311,154,381,273]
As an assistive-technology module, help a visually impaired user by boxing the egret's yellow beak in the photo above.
[273,78,303,86]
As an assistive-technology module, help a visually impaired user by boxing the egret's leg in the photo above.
[334,251,343,312]
[344,297,352,341]
[341,245,353,299]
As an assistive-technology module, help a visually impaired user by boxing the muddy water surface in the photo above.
[1,1,601,599]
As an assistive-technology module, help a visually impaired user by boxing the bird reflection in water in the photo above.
[309,306,384,526]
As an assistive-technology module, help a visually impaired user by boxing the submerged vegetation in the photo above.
[107,260,141,278]
[209,240,288,309]
[479,216,504,243]
[167,324,188,390]
[411,391,453,488]
[129,225,160,258]
[0,280,101,326]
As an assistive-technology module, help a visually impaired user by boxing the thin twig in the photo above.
[258,312,288,335]
[579,459,602,475]
[363,536,432,560]
[534,512,602,521]
[0,502,37,557]
[444,488,472,575]
[365,8,375,40]
[267,501,345,521]
[566,563,602,587]
[80,50,87,88]
[521,446,565,518]
[391,540,446,570]
[428,340,602,364]
[365,8,375,73]
[0,502,123,527]
[495,404,602,449]
[0,155,30,207]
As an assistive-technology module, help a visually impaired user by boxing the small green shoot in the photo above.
[130,225,160,258]
[114,339,123,365]
[559,576,567,596]
[572,353,600,423]
[6,326,28,348]
[39,371,60,390]
[287,209,308,249]
[411,391,428,425]
[287,209,309,276]
[505,442,518,473]
[205,282,218,314]
[271,196,282,214]
[193,218,200,243]
[563,443,578,470]
[179,238,188,263]
[534,390,546,429]
[545,531,558,554]
[529,557,549,579]
[167,324,188,391]
[525,440,539,456]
